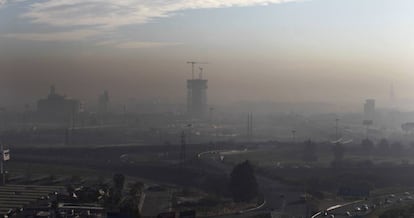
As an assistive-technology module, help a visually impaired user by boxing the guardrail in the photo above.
[311,200,363,218]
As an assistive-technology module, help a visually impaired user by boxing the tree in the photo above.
[113,173,125,192]
[302,140,318,162]
[117,181,144,218]
[106,173,126,207]
[129,182,144,197]
[104,187,121,208]
[119,197,141,218]
[229,160,258,202]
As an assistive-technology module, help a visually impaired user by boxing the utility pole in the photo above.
[335,118,339,139]
[180,131,186,163]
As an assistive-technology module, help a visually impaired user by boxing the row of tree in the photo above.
[65,174,143,218]
[302,138,409,165]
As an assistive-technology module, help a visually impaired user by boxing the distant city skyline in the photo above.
[1,0,414,110]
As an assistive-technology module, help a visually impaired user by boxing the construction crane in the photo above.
[187,61,208,80]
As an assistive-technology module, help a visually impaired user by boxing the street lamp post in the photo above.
[335,118,340,139]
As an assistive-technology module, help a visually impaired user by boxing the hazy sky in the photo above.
[1,0,414,109]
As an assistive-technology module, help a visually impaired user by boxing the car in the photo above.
[354,207,361,212]
[345,211,352,216]
[406,196,414,200]
[389,194,396,198]
[362,204,369,211]
[404,192,410,196]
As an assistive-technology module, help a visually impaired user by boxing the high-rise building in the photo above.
[37,85,80,122]
[187,79,208,118]
[363,99,375,122]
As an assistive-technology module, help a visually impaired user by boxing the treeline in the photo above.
[301,138,413,168]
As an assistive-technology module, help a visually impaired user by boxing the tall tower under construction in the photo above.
[186,62,209,118]
[187,79,208,118]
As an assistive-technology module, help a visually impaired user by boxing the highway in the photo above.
[198,150,414,218]
[312,191,414,218]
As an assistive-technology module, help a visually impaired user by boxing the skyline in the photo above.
[1,0,414,110]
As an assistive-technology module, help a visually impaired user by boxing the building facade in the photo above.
[187,79,208,118]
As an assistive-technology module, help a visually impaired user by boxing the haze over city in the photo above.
[2,0,414,110]
[3,1,414,217]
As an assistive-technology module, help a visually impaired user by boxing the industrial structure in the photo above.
[186,62,208,118]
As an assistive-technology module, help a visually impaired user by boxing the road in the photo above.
[141,189,172,217]
[312,191,414,218]
[198,150,307,217]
